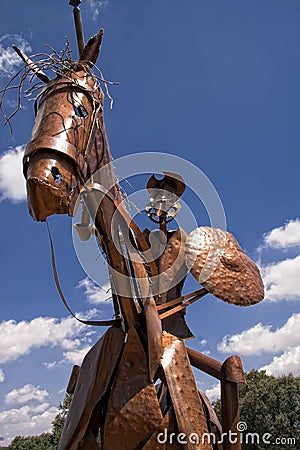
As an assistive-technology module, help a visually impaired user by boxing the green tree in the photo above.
[8,433,54,449]
[50,393,101,447]
[50,393,72,447]
[214,370,300,450]
[6,394,72,449]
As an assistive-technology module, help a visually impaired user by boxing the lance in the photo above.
[69,0,85,57]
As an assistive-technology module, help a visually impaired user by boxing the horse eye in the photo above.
[74,104,88,118]
[51,166,62,183]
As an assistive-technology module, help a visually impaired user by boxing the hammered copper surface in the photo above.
[161,333,213,450]
[77,430,101,450]
[199,391,222,435]
[144,295,163,381]
[221,381,240,450]
[104,326,150,428]
[79,30,103,64]
[146,172,186,198]
[158,229,188,300]
[57,327,124,450]
[185,226,264,306]
[26,151,79,221]
[151,228,194,339]
[220,356,245,384]
[142,406,182,450]
[187,347,223,380]
[104,385,163,450]
[66,365,80,395]
[24,61,104,221]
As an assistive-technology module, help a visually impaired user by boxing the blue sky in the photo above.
[0,0,300,445]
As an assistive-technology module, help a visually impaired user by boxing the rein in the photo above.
[46,219,121,327]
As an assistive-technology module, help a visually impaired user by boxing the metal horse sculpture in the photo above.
[13,6,264,450]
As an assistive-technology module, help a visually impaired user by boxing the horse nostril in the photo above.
[51,166,62,183]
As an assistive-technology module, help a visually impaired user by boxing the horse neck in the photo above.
[85,111,140,328]
[90,110,121,202]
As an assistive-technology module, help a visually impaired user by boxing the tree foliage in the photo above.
[214,370,300,450]
[8,433,54,450]
[50,393,72,447]
[5,394,72,450]
[5,371,300,449]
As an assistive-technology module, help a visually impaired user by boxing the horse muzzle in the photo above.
[24,145,81,222]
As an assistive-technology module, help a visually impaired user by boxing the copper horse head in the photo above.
[23,31,108,221]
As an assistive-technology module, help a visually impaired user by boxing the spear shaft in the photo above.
[69,0,85,57]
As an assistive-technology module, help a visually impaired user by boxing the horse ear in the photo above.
[79,29,104,65]
[12,46,49,83]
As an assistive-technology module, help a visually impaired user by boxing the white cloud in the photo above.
[0,369,5,383]
[0,34,31,76]
[0,145,26,202]
[63,345,92,365]
[0,315,89,364]
[257,219,300,302]
[216,219,300,377]
[77,278,112,304]
[260,346,300,377]
[261,255,300,301]
[43,361,57,370]
[218,313,300,356]
[0,403,56,446]
[264,219,300,249]
[5,384,49,405]
[88,0,108,22]
[205,383,220,403]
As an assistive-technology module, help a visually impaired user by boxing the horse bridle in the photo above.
[24,74,103,185]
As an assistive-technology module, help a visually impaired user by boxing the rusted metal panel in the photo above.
[185,226,264,306]
[161,333,213,450]
[221,381,241,450]
[199,391,222,435]
[142,405,182,450]
[145,296,163,381]
[188,349,245,450]
[142,227,194,340]
[220,356,245,384]
[58,326,124,450]
[77,429,101,450]
[66,365,80,395]
[158,229,188,299]
[158,229,194,339]
[125,257,163,381]
[219,356,245,450]
[187,347,222,380]
[104,384,164,450]
[104,326,150,428]
[121,234,163,380]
